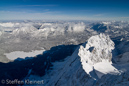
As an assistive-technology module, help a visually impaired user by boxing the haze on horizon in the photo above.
[0,0,129,21]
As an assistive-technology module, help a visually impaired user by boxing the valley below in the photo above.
[0,20,129,86]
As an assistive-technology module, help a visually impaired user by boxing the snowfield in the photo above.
[94,60,119,78]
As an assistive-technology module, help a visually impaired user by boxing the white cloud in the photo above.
[120,17,129,18]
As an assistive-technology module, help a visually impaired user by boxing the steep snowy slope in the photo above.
[24,33,122,86]
[25,46,96,86]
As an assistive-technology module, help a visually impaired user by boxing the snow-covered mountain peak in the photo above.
[102,21,111,25]
[79,33,114,65]
[78,33,119,78]
[11,25,37,35]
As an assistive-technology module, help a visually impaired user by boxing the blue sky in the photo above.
[0,0,129,21]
